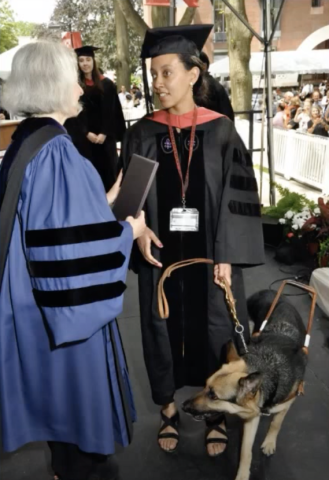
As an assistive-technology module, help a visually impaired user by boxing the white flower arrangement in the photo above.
[314,207,321,216]
[284,210,294,219]
[279,208,312,235]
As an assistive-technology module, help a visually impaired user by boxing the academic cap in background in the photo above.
[140,24,213,114]
[75,46,101,57]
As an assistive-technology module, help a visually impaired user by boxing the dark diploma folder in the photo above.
[112,154,159,220]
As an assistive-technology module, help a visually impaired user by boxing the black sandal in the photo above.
[158,410,180,453]
[205,414,228,457]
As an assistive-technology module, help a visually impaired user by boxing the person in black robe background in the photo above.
[122,25,264,457]
[197,51,234,121]
[65,46,126,191]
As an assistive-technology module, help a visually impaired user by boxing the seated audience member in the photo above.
[311,90,323,111]
[300,82,314,100]
[307,105,329,137]
[273,102,286,128]
[324,94,329,124]
[118,85,127,105]
[283,91,294,105]
[295,99,312,133]
[274,87,283,102]
[322,89,329,111]
[285,97,300,129]
[124,93,135,109]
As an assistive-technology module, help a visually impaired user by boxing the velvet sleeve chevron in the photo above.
[214,125,265,266]
[23,136,133,346]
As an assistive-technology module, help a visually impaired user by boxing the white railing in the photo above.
[273,128,329,195]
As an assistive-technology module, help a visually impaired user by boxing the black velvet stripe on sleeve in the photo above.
[228,200,261,217]
[26,221,123,248]
[33,281,126,308]
[230,175,258,192]
[233,149,253,167]
[29,252,126,278]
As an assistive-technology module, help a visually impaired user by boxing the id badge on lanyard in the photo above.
[170,208,199,232]
[167,107,200,233]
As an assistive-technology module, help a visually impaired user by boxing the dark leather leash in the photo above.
[158,258,248,352]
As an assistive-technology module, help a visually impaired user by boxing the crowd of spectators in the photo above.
[273,81,329,138]
[118,84,144,110]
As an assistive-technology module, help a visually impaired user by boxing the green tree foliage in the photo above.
[0,0,18,53]
[34,0,142,73]
[15,21,37,37]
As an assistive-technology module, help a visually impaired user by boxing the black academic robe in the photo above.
[197,73,234,121]
[66,78,126,191]
[121,109,264,406]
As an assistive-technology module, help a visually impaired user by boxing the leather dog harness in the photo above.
[157,258,317,410]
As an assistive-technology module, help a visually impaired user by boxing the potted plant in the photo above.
[302,198,329,256]
[318,237,329,267]
[262,183,316,248]
[274,207,312,265]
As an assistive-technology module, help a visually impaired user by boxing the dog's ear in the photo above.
[226,341,240,363]
[238,372,263,397]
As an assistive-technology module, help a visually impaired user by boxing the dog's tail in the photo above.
[247,290,285,332]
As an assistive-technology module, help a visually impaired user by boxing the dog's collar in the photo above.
[260,382,305,416]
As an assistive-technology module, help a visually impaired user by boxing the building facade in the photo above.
[143,1,329,63]
[202,0,329,61]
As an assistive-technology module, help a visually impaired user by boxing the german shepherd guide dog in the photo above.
[182,290,307,480]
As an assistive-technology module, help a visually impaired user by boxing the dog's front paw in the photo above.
[261,437,277,456]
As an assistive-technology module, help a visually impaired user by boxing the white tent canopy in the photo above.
[209,49,329,77]
[0,38,34,81]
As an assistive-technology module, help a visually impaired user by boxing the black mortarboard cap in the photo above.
[75,46,100,57]
[140,24,213,114]
[140,24,213,59]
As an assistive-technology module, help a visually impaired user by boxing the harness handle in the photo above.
[253,279,317,354]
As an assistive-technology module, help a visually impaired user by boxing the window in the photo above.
[214,0,227,42]
[312,0,322,7]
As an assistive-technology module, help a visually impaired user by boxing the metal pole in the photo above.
[169,0,175,26]
[265,0,276,205]
[221,0,264,44]
[269,0,286,44]
[248,110,254,157]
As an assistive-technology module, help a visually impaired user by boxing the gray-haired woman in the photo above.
[0,41,146,480]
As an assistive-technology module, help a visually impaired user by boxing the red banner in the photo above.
[183,0,199,6]
[61,32,82,49]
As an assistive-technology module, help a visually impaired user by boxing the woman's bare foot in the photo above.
[158,402,179,452]
[206,419,228,457]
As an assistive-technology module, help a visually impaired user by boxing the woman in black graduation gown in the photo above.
[65,46,126,191]
[122,25,265,456]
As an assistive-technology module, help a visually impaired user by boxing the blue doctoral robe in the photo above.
[0,118,136,454]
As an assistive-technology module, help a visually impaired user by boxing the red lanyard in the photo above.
[167,107,198,208]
